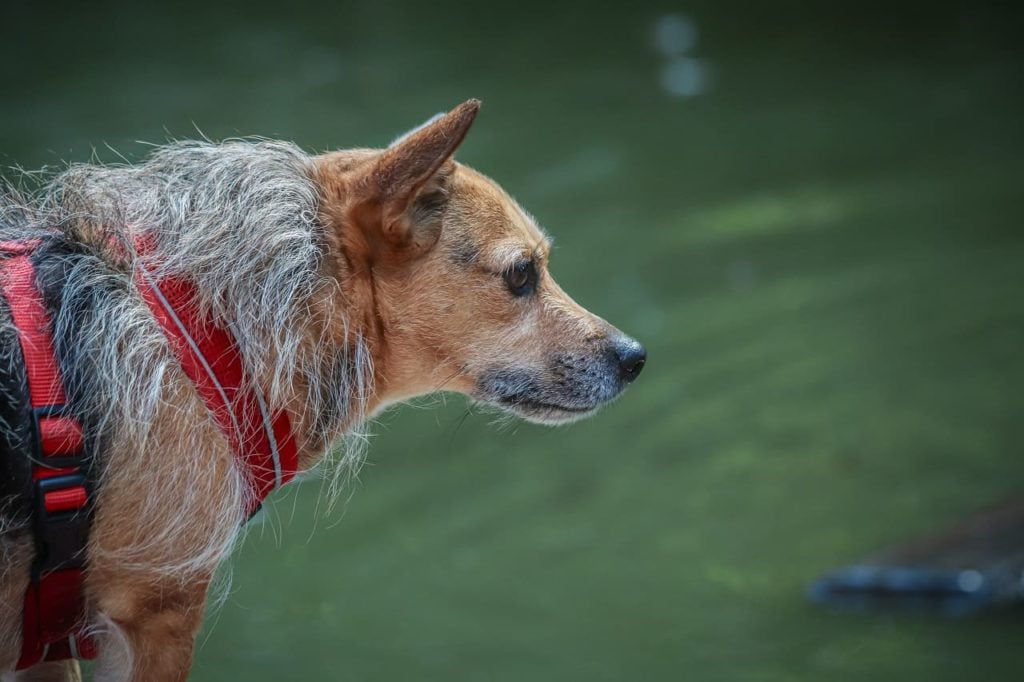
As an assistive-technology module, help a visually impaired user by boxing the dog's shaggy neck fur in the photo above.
[32,140,368,454]
[0,140,374,577]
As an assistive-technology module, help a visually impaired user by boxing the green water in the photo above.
[3,1,1024,679]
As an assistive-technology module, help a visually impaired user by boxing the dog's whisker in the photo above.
[446,407,475,450]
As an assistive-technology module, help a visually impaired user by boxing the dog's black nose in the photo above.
[613,337,647,384]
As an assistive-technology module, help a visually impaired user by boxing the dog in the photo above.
[0,99,645,680]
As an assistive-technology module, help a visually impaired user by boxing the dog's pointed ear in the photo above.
[358,99,480,253]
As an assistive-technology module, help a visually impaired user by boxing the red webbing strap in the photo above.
[133,239,298,516]
[1,242,97,669]
[1,234,297,669]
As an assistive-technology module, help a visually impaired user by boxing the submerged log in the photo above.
[809,499,1024,615]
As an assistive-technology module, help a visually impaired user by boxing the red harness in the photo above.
[1,237,299,669]
[134,238,300,515]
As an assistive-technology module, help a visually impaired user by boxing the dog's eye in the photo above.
[504,260,537,297]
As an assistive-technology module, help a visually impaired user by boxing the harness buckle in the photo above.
[32,473,90,575]
[30,405,86,470]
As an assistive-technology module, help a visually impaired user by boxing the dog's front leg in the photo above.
[90,577,211,682]
[1,661,81,682]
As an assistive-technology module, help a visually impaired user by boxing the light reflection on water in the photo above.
[653,13,699,56]
[653,13,710,98]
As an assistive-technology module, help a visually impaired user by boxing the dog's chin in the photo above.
[493,396,601,425]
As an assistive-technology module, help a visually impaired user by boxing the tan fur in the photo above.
[1,100,643,680]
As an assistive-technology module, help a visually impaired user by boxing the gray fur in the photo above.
[0,140,373,574]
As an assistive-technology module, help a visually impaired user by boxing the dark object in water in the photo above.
[809,500,1024,615]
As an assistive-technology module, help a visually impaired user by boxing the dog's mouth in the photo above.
[474,368,612,425]
[474,364,624,425]
[495,394,600,425]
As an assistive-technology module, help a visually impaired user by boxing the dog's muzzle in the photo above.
[476,334,646,425]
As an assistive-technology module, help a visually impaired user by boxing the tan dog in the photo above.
[0,100,645,680]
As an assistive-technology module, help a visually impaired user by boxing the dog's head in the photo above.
[314,100,645,424]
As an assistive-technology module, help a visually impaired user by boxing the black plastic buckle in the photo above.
[30,405,85,470]
[32,473,90,576]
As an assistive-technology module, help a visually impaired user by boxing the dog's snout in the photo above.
[611,337,646,384]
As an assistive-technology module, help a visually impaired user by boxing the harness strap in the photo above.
[133,238,299,515]
[2,235,299,670]
[1,241,97,669]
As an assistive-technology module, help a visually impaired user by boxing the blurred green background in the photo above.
[3,1,1024,679]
